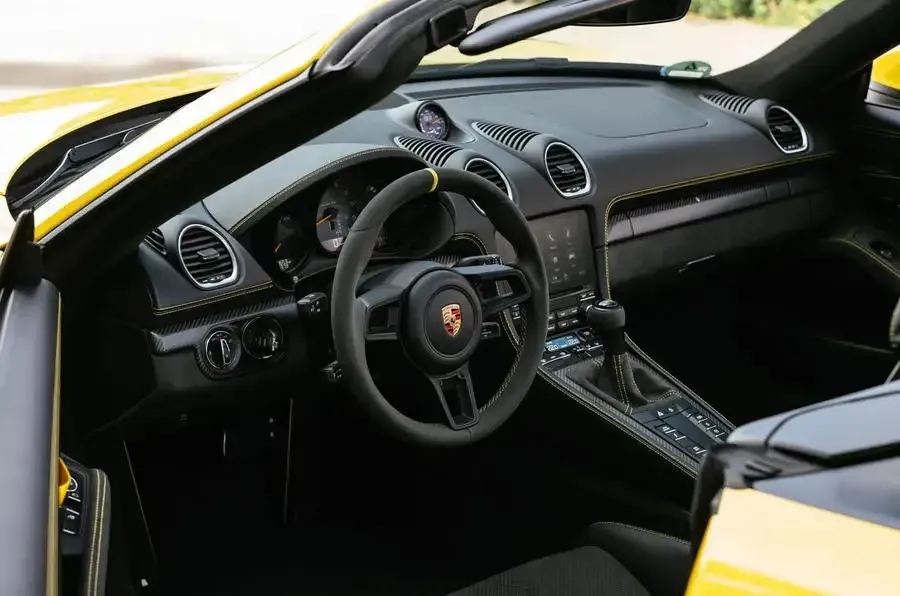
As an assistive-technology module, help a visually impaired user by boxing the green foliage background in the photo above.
[689,0,843,25]
[509,0,844,26]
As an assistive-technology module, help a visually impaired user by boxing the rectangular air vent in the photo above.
[394,136,461,166]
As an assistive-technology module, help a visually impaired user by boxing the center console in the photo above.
[503,210,734,473]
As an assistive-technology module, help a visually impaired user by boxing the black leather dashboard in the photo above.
[85,73,840,431]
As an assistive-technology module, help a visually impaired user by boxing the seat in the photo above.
[448,522,692,596]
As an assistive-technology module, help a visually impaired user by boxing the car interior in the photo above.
[7,0,900,594]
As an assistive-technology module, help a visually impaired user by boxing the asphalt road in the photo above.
[0,1,797,101]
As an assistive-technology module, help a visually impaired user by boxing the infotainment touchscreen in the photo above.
[528,210,594,294]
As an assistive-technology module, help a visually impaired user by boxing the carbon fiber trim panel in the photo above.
[149,295,296,354]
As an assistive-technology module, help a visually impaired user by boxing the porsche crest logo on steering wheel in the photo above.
[441,303,462,337]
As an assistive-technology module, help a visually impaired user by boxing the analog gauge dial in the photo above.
[416,103,449,140]
[272,215,308,273]
[316,177,387,253]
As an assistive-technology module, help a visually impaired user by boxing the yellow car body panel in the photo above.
[872,49,900,90]
[0,68,242,196]
[0,0,388,247]
[687,487,900,595]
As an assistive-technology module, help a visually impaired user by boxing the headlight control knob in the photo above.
[202,327,241,374]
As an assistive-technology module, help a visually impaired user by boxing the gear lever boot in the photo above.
[569,299,673,411]
[585,299,647,407]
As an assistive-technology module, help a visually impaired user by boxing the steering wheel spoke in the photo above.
[454,264,532,317]
[426,364,479,430]
[356,285,402,341]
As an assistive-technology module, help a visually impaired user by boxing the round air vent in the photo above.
[766,106,808,154]
[177,224,238,289]
[464,158,513,216]
[544,142,591,198]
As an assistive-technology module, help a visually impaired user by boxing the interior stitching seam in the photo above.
[603,152,834,298]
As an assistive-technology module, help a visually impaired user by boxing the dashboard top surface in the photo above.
[204,76,831,229]
[140,74,833,311]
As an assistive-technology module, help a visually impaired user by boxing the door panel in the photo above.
[0,216,62,595]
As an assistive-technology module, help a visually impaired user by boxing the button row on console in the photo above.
[548,318,580,333]
[651,421,709,459]
[682,407,728,439]
[653,423,707,458]
[634,398,730,461]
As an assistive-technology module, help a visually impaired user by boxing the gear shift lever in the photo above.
[584,299,627,357]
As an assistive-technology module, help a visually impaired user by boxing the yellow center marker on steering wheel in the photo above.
[426,168,439,193]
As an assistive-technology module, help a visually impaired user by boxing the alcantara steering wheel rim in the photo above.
[330,167,549,447]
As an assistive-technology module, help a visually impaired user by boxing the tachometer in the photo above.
[316,177,387,253]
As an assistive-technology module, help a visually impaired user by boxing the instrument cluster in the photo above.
[256,160,455,282]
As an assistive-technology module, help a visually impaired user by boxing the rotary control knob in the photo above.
[202,328,241,374]
[242,316,284,359]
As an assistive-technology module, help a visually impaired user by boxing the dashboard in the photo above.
[82,73,839,431]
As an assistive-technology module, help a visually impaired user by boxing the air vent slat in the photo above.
[700,91,756,115]
[463,158,512,215]
[544,142,590,198]
[766,106,808,154]
[144,228,166,255]
[178,224,238,289]
[395,135,461,166]
[472,121,539,152]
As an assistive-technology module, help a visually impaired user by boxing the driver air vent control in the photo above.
[765,106,808,154]
[395,135,461,166]
[699,91,756,115]
[177,224,238,290]
[464,157,513,215]
[545,142,591,198]
[145,228,166,255]
[471,121,539,151]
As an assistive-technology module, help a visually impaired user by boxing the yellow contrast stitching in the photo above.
[91,475,108,596]
[151,281,274,315]
[826,237,900,280]
[88,478,107,596]
[86,470,101,595]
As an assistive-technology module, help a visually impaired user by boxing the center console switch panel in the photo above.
[632,398,730,460]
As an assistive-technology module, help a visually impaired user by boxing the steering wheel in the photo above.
[331,167,549,446]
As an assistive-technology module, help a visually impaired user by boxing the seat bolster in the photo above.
[580,523,692,596]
